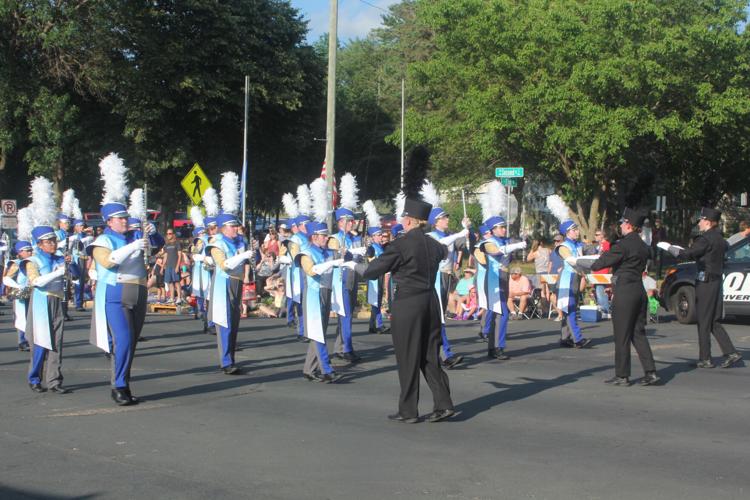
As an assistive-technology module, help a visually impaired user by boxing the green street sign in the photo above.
[495,167,524,178]
[500,178,518,187]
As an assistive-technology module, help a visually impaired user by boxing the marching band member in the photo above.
[3,207,34,351]
[89,155,153,405]
[546,195,592,349]
[473,223,492,342]
[280,193,301,329]
[363,200,389,334]
[25,177,75,394]
[207,172,254,374]
[421,179,467,369]
[189,206,211,326]
[201,187,220,335]
[288,185,312,340]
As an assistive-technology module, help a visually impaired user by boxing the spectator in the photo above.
[162,230,182,304]
[593,229,612,318]
[507,266,532,319]
[526,237,551,287]
[727,220,750,246]
[149,250,166,303]
[263,228,280,257]
[255,252,278,297]
[458,285,478,320]
[447,268,475,318]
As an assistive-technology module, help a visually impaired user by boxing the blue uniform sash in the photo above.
[331,230,356,315]
[557,238,582,314]
[290,233,309,302]
[367,243,384,306]
[191,235,211,297]
[481,236,512,314]
[90,230,127,352]
[28,251,64,350]
[302,244,328,343]
[13,259,29,332]
[208,234,243,328]
[476,240,489,310]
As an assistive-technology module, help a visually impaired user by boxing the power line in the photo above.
[356,0,390,14]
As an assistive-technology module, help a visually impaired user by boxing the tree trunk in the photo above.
[53,159,64,202]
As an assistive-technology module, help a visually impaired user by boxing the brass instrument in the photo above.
[8,286,31,301]
[142,183,150,267]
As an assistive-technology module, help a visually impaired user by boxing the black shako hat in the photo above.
[698,207,721,223]
[402,198,432,221]
[619,207,646,228]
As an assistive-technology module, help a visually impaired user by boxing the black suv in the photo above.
[659,235,750,324]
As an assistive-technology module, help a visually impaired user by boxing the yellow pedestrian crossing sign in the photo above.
[181,163,212,205]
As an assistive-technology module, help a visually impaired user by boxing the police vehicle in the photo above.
[659,235,750,323]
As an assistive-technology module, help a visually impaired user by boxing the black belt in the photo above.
[696,272,722,283]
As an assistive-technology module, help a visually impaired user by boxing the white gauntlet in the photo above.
[2,276,20,289]
[192,254,205,263]
[502,241,527,254]
[311,259,343,275]
[278,255,292,265]
[348,247,367,256]
[223,250,253,270]
[32,266,65,287]
[108,239,145,265]
[438,229,468,247]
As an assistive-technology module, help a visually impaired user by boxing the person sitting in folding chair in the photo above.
[507,266,532,319]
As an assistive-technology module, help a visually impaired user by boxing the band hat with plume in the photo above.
[202,187,219,226]
[420,180,447,225]
[217,171,241,226]
[72,196,83,225]
[59,188,76,222]
[336,173,358,220]
[282,192,299,227]
[99,153,130,220]
[295,184,312,228]
[190,206,206,237]
[308,178,330,235]
[393,192,405,224]
[30,177,58,242]
[481,180,507,229]
[127,188,146,229]
[363,200,382,236]
[546,194,577,234]
[15,206,34,252]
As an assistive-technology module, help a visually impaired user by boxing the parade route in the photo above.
[1,309,749,499]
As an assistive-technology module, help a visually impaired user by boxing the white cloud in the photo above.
[292,0,399,43]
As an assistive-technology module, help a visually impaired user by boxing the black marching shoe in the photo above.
[111,388,134,406]
[426,409,456,423]
[29,383,45,393]
[488,348,510,360]
[222,365,242,375]
[18,342,30,352]
[638,372,660,386]
[138,336,150,342]
[75,307,86,312]
[559,338,575,348]
[320,371,342,383]
[287,321,297,330]
[303,372,323,382]
[442,354,464,369]
[477,331,488,342]
[343,351,361,363]
[604,376,631,387]
[124,388,139,404]
[49,385,71,394]
[387,413,419,424]
[574,338,592,348]
[297,335,309,343]
[720,352,742,369]
[694,359,715,369]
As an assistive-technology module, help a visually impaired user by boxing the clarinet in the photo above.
[142,184,150,267]
[62,228,72,308]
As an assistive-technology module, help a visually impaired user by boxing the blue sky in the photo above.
[290,0,400,43]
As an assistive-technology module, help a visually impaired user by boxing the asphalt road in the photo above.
[1,304,749,500]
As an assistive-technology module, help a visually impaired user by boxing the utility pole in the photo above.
[400,77,405,189]
[325,0,338,228]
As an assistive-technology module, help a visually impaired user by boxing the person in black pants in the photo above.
[591,208,659,387]
[349,197,455,424]
[659,207,742,369]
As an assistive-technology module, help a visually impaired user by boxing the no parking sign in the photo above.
[1,199,17,216]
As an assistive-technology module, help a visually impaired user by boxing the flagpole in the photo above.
[241,75,249,227]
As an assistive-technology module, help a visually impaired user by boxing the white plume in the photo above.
[220,171,240,215]
[30,177,57,227]
[128,188,145,220]
[420,180,441,208]
[61,189,76,217]
[296,184,311,216]
[282,193,299,218]
[17,207,33,242]
[546,194,571,222]
[190,206,205,228]
[72,198,82,220]
[394,191,405,223]
[363,200,380,229]
[310,178,328,222]
[99,152,130,204]
[203,187,219,217]
[339,173,359,211]
[488,180,506,219]
[480,190,494,222]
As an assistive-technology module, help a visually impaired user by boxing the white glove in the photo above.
[223,250,253,270]
[341,261,357,270]
[204,256,215,266]
[108,239,146,265]
[501,241,527,253]
[32,266,65,287]
[80,236,94,246]
[193,254,205,263]
[656,242,671,252]
[2,276,20,289]
[278,255,292,265]
[145,222,156,235]
[88,268,98,280]
[438,229,468,247]
[311,259,343,275]
[564,256,578,267]
[349,246,368,256]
